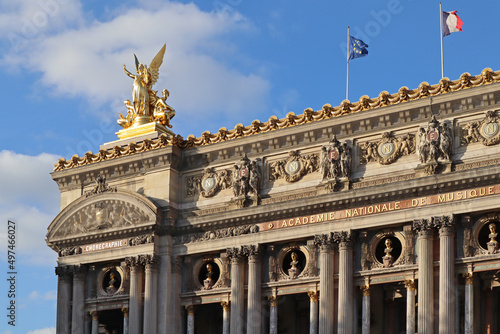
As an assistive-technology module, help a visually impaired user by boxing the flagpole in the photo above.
[440,2,444,78]
[346,26,350,101]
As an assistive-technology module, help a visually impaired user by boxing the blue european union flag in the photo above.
[348,36,368,61]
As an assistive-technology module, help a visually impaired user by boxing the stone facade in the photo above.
[48,69,500,333]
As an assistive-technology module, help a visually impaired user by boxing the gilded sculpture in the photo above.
[117,44,175,139]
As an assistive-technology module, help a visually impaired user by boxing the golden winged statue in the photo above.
[118,44,175,134]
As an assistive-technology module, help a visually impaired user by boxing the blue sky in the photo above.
[0,0,498,332]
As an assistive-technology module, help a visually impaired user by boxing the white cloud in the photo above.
[27,328,56,334]
[1,1,271,135]
[0,151,60,266]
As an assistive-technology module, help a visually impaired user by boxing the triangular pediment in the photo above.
[47,190,159,242]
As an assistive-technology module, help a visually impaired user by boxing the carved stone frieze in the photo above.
[360,132,415,165]
[186,167,232,198]
[230,154,262,207]
[184,224,259,243]
[85,174,116,197]
[54,200,151,238]
[270,150,319,183]
[320,135,352,179]
[461,110,500,146]
[59,246,82,257]
[416,116,453,175]
[129,233,154,246]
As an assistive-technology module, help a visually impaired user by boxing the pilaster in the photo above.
[314,234,335,334]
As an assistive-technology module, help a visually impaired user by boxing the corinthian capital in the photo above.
[313,234,334,251]
[432,215,455,234]
[242,244,262,260]
[332,230,354,248]
[412,219,434,236]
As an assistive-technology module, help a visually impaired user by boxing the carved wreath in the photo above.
[461,110,500,146]
[269,150,319,183]
[360,132,415,165]
[187,167,232,197]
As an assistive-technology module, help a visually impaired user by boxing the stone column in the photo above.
[90,311,98,334]
[127,257,144,334]
[87,266,96,299]
[308,291,319,334]
[246,245,262,334]
[122,307,129,334]
[314,234,335,334]
[71,265,86,334]
[269,296,278,334]
[186,305,195,334]
[360,285,370,334]
[56,266,72,334]
[463,272,474,334]
[171,256,183,334]
[143,255,159,334]
[335,231,354,334]
[221,301,230,334]
[405,280,416,334]
[435,216,455,334]
[413,219,434,334]
[227,247,245,334]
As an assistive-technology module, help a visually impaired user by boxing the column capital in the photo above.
[268,295,278,307]
[433,215,456,235]
[360,284,370,296]
[55,265,72,280]
[185,305,195,315]
[332,230,354,248]
[242,244,262,261]
[221,301,230,310]
[141,254,160,269]
[90,310,98,321]
[125,256,143,268]
[307,291,319,302]
[226,247,245,263]
[404,279,416,291]
[413,219,434,236]
[121,307,129,318]
[313,234,335,251]
[463,272,474,285]
[71,264,87,280]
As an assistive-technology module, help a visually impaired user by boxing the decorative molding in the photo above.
[129,233,154,246]
[269,150,319,183]
[183,224,259,243]
[461,110,500,146]
[352,174,415,189]
[54,68,500,171]
[186,167,232,198]
[360,132,415,165]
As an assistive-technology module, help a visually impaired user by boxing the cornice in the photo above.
[53,68,500,172]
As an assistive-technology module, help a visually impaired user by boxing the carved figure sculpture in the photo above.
[488,223,499,254]
[417,116,453,164]
[232,154,261,198]
[320,135,352,181]
[106,272,117,294]
[203,263,214,290]
[153,89,176,127]
[382,238,394,268]
[288,252,301,279]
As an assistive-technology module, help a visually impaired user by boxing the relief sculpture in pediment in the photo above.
[54,200,150,238]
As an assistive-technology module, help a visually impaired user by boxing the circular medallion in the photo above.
[378,142,395,157]
[329,147,340,160]
[427,130,439,142]
[286,161,301,175]
[202,177,216,191]
[481,122,499,138]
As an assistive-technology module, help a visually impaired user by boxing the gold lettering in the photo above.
[316,214,324,222]
[281,220,288,228]
[382,204,388,211]
[411,199,418,207]
[353,209,359,217]
[489,186,494,195]
[310,215,315,223]
[470,189,477,198]
[302,217,309,224]
[346,210,352,218]
[395,201,401,210]
[479,187,486,196]
[457,191,463,200]
[420,198,426,205]
[438,195,446,203]
[388,203,394,211]
[367,206,374,214]
[329,212,335,220]
[294,218,301,225]
[375,205,381,213]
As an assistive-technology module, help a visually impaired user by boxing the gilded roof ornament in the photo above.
[117,44,176,139]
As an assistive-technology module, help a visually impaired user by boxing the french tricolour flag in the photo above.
[442,11,463,37]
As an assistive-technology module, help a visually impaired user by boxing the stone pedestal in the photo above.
[308,291,319,334]
[382,255,393,268]
[288,268,298,279]
[487,241,498,254]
